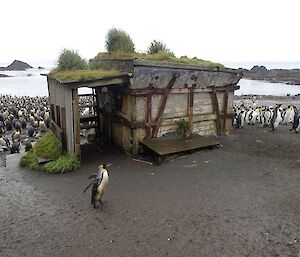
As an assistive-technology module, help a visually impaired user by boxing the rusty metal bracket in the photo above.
[151,73,180,138]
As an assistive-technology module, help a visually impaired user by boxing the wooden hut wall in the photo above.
[48,78,75,154]
[131,65,239,141]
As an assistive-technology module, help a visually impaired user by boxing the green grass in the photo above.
[57,49,87,71]
[175,119,191,138]
[33,132,62,160]
[49,69,122,82]
[20,132,80,174]
[95,51,224,68]
[105,28,135,53]
[20,151,40,170]
[43,155,80,174]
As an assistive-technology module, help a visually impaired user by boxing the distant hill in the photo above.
[0,60,33,71]
[241,65,300,85]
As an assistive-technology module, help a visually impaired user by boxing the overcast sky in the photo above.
[2,0,300,66]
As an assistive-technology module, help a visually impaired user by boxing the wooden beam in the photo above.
[146,93,152,139]
[188,87,194,132]
[223,90,229,133]
[211,89,222,135]
[128,84,239,96]
[73,89,81,158]
[152,73,180,138]
[61,107,67,152]
[48,118,63,145]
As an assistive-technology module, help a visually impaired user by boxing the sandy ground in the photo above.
[1,125,300,257]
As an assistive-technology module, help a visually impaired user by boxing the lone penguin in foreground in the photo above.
[83,163,111,209]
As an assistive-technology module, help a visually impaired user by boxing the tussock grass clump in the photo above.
[20,132,80,174]
[57,49,88,71]
[147,40,174,56]
[105,28,135,53]
[33,132,62,160]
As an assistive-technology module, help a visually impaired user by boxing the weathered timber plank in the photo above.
[141,134,220,156]
[211,90,222,135]
[48,118,63,144]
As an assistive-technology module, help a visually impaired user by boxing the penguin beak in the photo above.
[106,163,112,167]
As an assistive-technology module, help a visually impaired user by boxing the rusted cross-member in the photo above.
[150,73,180,138]
[210,86,230,135]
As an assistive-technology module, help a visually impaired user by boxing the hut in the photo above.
[47,58,243,159]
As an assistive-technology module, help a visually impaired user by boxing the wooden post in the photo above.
[211,89,222,135]
[55,105,61,127]
[188,86,194,133]
[223,90,229,134]
[146,92,152,139]
[73,89,81,159]
[61,107,67,152]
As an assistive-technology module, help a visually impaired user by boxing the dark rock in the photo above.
[250,65,268,73]
[244,65,300,85]
[38,66,45,69]
[0,60,32,71]
[0,73,11,77]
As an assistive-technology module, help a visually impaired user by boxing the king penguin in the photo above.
[83,163,110,209]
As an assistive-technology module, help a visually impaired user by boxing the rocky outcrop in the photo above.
[243,65,300,85]
[0,60,32,71]
[0,73,11,77]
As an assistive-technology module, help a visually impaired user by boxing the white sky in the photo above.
[1,0,300,66]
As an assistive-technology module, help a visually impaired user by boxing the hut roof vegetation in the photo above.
[94,51,224,68]
[48,69,122,83]
[49,52,224,83]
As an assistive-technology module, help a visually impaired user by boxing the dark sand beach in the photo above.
[1,123,300,257]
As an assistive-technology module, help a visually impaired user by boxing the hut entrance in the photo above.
[79,90,99,145]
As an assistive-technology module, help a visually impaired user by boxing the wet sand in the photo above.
[1,125,300,257]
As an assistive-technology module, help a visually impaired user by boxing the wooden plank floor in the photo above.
[141,135,220,156]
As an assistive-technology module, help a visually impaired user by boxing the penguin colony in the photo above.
[233,103,300,132]
[0,95,50,153]
[0,95,96,153]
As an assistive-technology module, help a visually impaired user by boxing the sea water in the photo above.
[0,66,91,96]
[1,61,300,97]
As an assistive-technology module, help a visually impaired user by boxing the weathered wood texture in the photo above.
[48,118,63,145]
[133,65,242,89]
[48,60,241,156]
[47,78,75,155]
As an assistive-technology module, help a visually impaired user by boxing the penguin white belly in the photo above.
[96,173,109,202]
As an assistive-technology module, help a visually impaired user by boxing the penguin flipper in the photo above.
[88,174,97,179]
[83,180,95,193]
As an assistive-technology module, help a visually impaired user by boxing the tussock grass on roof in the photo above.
[96,51,224,68]
[49,69,122,82]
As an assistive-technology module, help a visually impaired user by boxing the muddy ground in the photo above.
[1,124,300,257]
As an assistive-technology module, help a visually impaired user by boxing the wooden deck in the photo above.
[141,135,220,156]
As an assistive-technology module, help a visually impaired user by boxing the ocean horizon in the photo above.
[1,60,300,70]
[1,60,300,97]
